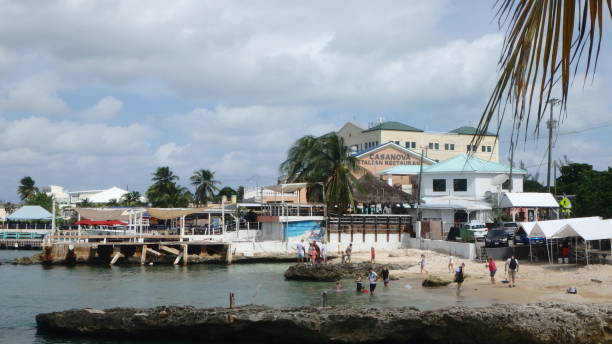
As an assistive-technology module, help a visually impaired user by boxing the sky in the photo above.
[0,0,610,201]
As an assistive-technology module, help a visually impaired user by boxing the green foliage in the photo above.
[280,133,365,215]
[106,199,119,207]
[236,186,245,201]
[190,169,219,205]
[146,167,192,207]
[556,163,612,218]
[18,176,38,201]
[25,192,54,212]
[77,198,94,207]
[120,191,144,207]
[523,180,546,193]
[3,202,17,214]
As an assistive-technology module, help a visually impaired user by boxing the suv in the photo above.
[460,222,488,242]
[485,229,509,247]
[502,222,519,239]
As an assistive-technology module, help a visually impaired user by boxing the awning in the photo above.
[145,208,207,220]
[263,183,308,193]
[552,219,612,241]
[75,219,128,226]
[6,206,52,221]
[528,217,602,238]
[500,192,559,208]
[75,208,135,221]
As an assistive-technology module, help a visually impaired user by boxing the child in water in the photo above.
[355,274,364,292]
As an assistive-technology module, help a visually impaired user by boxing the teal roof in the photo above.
[6,205,52,221]
[363,121,423,133]
[423,154,527,174]
[380,165,423,175]
[449,126,496,136]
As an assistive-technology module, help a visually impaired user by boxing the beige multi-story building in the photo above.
[337,121,499,162]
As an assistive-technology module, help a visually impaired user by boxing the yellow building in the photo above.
[337,121,499,162]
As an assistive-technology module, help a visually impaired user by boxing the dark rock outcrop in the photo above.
[36,303,612,343]
[422,275,452,287]
[11,253,43,265]
[284,262,409,282]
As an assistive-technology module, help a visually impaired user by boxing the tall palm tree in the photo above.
[17,176,38,201]
[146,167,180,207]
[281,133,366,214]
[476,1,611,146]
[190,169,219,205]
[120,191,143,207]
[77,198,94,208]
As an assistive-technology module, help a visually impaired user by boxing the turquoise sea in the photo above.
[0,250,500,343]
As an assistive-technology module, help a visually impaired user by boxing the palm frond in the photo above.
[475,0,611,147]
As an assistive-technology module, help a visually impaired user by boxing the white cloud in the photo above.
[0,74,68,115]
[81,96,123,122]
[154,142,188,166]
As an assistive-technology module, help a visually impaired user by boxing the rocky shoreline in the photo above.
[36,303,612,343]
[284,262,410,281]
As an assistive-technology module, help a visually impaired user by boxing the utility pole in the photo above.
[417,149,424,221]
[546,98,560,193]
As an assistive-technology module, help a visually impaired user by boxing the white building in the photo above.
[44,185,133,207]
[383,154,526,232]
[42,185,71,207]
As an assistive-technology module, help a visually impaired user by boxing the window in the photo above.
[433,179,446,192]
[502,179,512,190]
[453,179,467,192]
[482,145,487,152]
[466,145,477,152]
[444,143,455,151]
[411,142,416,149]
[394,141,400,145]
[406,141,416,149]
[428,142,439,150]
[376,141,379,145]
[487,146,492,152]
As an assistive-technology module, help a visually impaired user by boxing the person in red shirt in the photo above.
[370,246,376,263]
[485,257,497,284]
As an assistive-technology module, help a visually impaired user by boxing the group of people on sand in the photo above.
[348,266,390,295]
[449,254,520,295]
[296,239,328,265]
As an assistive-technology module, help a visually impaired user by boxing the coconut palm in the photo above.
[281,133,366,214]
[476,1,612,145]
[17,176,38,201]
[146,167,180,207]
[190,169,219,205]
[77,198,94,208]
[120,191,143,207]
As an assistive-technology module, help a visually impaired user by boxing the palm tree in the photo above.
[77,198,94,208]
[190,169,219,205]
[476,1,611,146]
[106,199,119,207]
[4,202,17,215]
[281,133,366,214]
[146,167,180,207]
[17,176,38,201]
[120,191,143,206]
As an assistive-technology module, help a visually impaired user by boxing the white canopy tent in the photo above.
[552,219,612,265]
[500,192,559,221]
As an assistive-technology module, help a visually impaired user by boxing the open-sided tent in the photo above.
[6,205,52,221]
[554,219,612,241]
[529,217,601,238]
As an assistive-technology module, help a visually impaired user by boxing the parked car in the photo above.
[460,222,488,242]
[485,229,509,247]
[502,222,519,238]
[513,227,546,246]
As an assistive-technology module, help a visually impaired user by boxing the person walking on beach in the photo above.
[485,257,497,284]
[309,242,318,265]
[505,255,519,288]
[420,254,428,274]
[344,243,352,263]
[296,239,305,263]
[370,246,376,263]
[368,268,378,295]
[381,266,390,287]
[320,241,328,264]
[448,254,455,273]
[454,263,465,296]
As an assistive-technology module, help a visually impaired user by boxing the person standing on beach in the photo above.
[505,255,519,288]
[420,254,428,274]
[485,257,497,284]
[448,255,455,273]
[344,243,352,263]
[309,242,318,265]
[296,240,305,263]
[355,274,363,292]
[320,241,328,264]
[381,266,390,287]
[454,263,465,296]
[370,246,376,263]
[368,268,378,295]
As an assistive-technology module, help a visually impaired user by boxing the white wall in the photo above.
[422,172,477,198]
[328,232,404,253]
[401,237,476,259]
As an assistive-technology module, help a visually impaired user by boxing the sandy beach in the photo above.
[342,248,612,304]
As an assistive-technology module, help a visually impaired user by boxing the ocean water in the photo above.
[0,250,498,343]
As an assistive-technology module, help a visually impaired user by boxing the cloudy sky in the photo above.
[0,0,610,201]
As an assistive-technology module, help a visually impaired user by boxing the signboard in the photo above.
[559,197,572,214]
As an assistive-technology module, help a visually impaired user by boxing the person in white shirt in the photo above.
[448,255,455,273]
[420,254,428,274]
[320,242,328,263]
[296,239,305,263]
[368,268,378,294]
